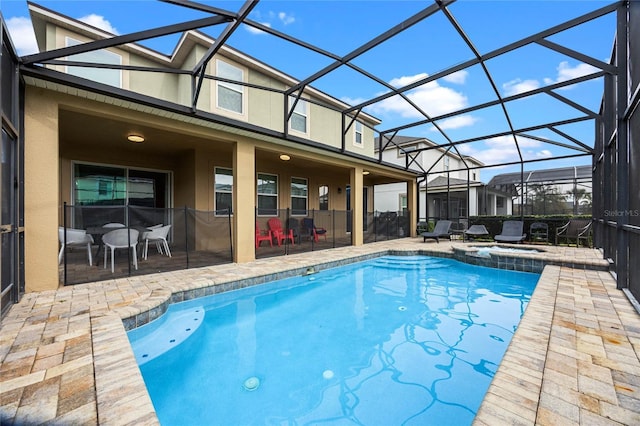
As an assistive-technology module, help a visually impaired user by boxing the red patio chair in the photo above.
[255,223,273,248]
[267,218,295,246]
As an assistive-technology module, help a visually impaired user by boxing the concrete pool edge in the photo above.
[473,265,559,424]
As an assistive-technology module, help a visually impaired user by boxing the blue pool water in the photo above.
[128,256,539,425]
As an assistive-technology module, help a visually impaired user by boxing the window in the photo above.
[289,96,308,133]
[319,185,329,210]
[216,60,244,114]
[472,172,477,181]
[354,121,363,146]
[214,168,233,215]
[444,156,450,171]
[74,163,169,208]
[65,37,121,87]
[497,197,505,208]
[399,194,408,214]
[291,177,308,216]
[257,173,278,215]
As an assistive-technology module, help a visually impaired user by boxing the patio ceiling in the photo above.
[19,0,621,177]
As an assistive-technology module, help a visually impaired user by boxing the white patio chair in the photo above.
[142,225,171,260]
[102,228,139,273]
[58,227,94,266]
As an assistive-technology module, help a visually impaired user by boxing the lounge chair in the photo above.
[494,220,526,243]
[464,224,489,242]
[421,220,452,243]
[555,219,592,247]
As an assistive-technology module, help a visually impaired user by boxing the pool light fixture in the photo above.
[127,134,145,143]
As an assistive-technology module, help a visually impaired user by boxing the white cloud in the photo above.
[370,73,473,124]
[245,22,271,35]
[502,78,540,96]
[278,12,295,25]
[432,115,478,131]
[442,70,468,85]
[78,14,119,35]
[458,135,552,165]
[543,61,599,88]
[6,17,39,56]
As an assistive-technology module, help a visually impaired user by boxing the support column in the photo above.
[350,166,364,246]
[407,179,417,237]
[234,140,256,263]
[24,88,59,292]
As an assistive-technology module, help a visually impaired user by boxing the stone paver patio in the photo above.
[1,239,639,425]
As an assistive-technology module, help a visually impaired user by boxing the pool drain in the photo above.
[243,376,260,391]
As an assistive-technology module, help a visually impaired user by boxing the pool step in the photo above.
[129,306,204,365]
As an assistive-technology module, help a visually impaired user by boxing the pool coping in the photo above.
[1,240,638,425]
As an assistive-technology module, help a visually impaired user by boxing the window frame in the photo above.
[319,185,329,211]
[353,121,363,147]
[215,58,245,116]
[290,177,308,216]
[214,167,233,216]
[257,172,279,216]
[289,96,309,135]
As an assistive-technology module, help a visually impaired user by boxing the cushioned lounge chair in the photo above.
[494,220,526,243]
[421,220,452,243]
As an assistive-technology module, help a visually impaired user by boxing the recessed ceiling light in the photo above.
[279,154,291,161]
[363,170,370,175]
[127,134,145,143]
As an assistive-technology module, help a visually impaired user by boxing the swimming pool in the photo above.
[128,255,539,425]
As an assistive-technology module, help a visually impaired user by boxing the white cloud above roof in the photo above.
[502,78,541,96]
[78,14,119,35]
[442,70,468,84]
[458,135,552,165]
[432,114,478,131]
[6,17,38,56]
[370,73,472,121]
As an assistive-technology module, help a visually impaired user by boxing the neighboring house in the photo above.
[373,136,512,221]
[488,165,593,216]
[5,4,421,294]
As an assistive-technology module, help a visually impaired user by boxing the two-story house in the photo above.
[374,136,512,222]
[8,3,421,293]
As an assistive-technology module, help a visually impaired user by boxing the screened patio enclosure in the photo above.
[1,0,639,311]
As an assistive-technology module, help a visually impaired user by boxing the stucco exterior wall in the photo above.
[24,87,60,292]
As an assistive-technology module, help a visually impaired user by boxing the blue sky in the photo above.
[2,0,617,180]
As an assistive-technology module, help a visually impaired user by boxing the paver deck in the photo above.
[1,239,639,425]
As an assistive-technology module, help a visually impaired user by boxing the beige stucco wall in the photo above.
[24,87,60,292]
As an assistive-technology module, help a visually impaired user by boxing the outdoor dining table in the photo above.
[86,225,152,265]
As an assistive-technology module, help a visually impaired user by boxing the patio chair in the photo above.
[421,220,452,243]
[255,223,273,248]
[302,218,327,242]
[416,221,429,235]
[58,227,94,266]
[494,220,526,243]
[287,218,302,244]
[102,228,139,273]
[464,224,489,242]
[529,222,549,244]
[555,219,592,247]
[142,225,171,260]
[268,218,295,246]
